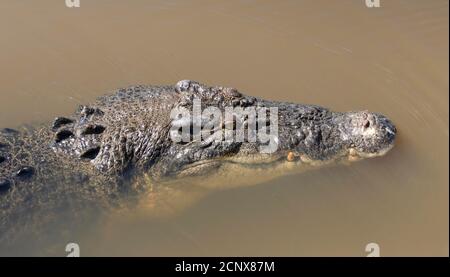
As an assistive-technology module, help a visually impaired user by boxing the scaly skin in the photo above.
[0,80,396,251]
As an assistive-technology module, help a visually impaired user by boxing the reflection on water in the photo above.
[0,0,448,256]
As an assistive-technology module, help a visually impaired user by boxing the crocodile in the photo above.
[0,80,396,254]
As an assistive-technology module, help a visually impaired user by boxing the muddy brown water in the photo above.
[0,0,448,256]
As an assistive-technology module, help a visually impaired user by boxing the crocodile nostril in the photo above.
[364,120,370,129]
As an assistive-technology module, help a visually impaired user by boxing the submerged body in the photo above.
[0,80,396,251]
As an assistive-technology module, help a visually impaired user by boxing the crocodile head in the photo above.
[150,81,397,183]
[50,80,396,185]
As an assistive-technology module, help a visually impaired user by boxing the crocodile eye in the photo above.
[364,120,370,129]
